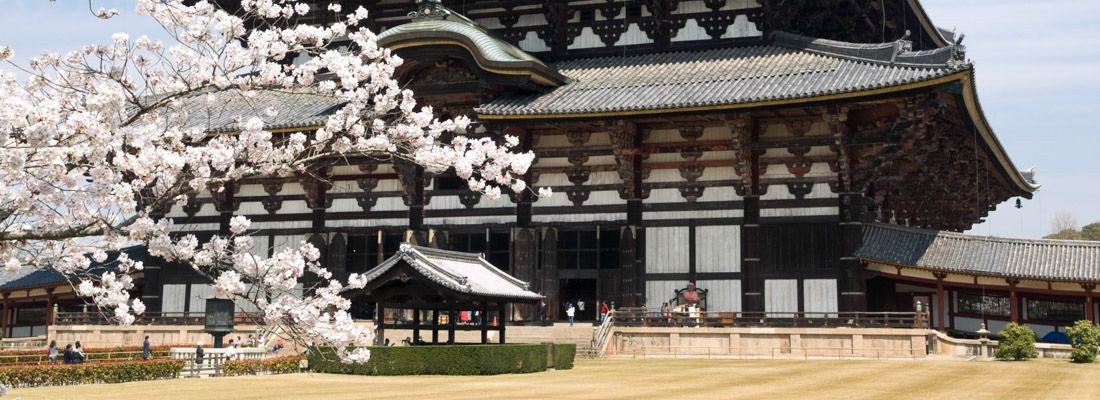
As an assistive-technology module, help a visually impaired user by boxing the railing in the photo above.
[613,308,928,329]
[54,311,264,326]
[592,310,616,357]
[170,347,269,377]
[0,350,154,365]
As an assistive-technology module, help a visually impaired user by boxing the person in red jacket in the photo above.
[599,301,610,323]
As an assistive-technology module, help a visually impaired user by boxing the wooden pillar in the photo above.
[375,303,386,346]
[431,309,439,344]
[412,307,421,345]
[1,293,9,338]
[934,273,946,331]
[1083,284,1096,323]
[480,303,489,344]
[498,303,507,344]
[447,308,456,345]
[1007,279,1020,323]
[733,115,764,313]
[44,288,55,331]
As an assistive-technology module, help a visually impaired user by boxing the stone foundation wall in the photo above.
[608,327,931,359]
[49,325,263,349]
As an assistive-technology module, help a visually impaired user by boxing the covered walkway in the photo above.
[858,223,1100,339]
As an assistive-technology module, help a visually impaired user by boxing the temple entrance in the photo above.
[559,279,597,321]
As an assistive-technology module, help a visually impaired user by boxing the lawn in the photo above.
[14,358,1100,400]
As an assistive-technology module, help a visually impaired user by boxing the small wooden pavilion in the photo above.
[358,243,542,345]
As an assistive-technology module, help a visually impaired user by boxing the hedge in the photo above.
[0,359,184,388]
[0,345,180,365]
[552,344,576,370]
[310,344,548,376]
[223,356,303,376]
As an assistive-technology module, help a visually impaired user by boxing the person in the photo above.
[195,341,205,365]
[73,341,85,364]
[247,334,257,348]
[47,340,59,364]
[142,336,151,360]
[577,299,585,313]
[401,337,411,346]
[236,336,243,347]
[62,344,74,364]
[271,338,285,354]
[538,299,548,322]
[383,338,391,347]
[225,340,237,361]
[566,303,576,327]
[600,302,610,323]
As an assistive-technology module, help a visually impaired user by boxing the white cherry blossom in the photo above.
[0,0,555,363]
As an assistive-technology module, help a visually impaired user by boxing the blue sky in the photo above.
[0,1,1096,239]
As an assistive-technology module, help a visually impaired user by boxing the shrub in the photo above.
[223,356,303,376]
[1066,320,1100,363]
[0,345,180,365]
[309,344,548,376]
[0,359,184,388]
[552,344,576,370]
[996,323,1038,361]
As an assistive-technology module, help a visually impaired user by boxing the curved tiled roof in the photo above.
[376,14,567,86]
[361,243,542,301]
[477,32,969,118]
[0,246,147,291]
[179,88,346,134]
[857,223,1100,282]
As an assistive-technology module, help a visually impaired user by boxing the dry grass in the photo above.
[14,358,1100,400]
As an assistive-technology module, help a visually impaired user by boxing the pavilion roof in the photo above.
[362,244,542,302]
[857,223,1100,283]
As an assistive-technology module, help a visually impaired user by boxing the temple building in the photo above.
[6,0,1097,340]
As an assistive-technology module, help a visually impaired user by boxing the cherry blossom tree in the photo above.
[0,0,548,363]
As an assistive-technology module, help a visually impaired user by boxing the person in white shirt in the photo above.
[225,339,238,361]
[566,303,576,327]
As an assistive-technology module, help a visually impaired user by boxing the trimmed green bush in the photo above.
[0,359,184,388]
[223,356,303,376]
[309,344,548,376]
[0,345,178,365]
[996,323,1038,361]
[552,344,576,370]
[1066,320,1100,363]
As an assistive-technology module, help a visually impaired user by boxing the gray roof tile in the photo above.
[362,244,542,301]
[477,32,968,117]
[179,88,345,133]
[857,223,1100,282]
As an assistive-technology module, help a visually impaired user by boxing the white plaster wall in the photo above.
[695,226,741,273]
[646,227,690,274]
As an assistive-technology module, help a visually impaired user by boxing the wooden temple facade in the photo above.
[133,0,1044,327]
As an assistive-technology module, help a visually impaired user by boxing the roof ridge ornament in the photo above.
[410,0,450,20]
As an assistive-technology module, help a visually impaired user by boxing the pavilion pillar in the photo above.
[1007,279,1020,323]
[412,307,421,345]
[1,293,9,338]
[447,308,456,345]
[1083,284,1096,323]
[498,303,507,344]
[480,303,489,344]
[431,309,439,344]
[934,273,946,331]
[375,303,386,346]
